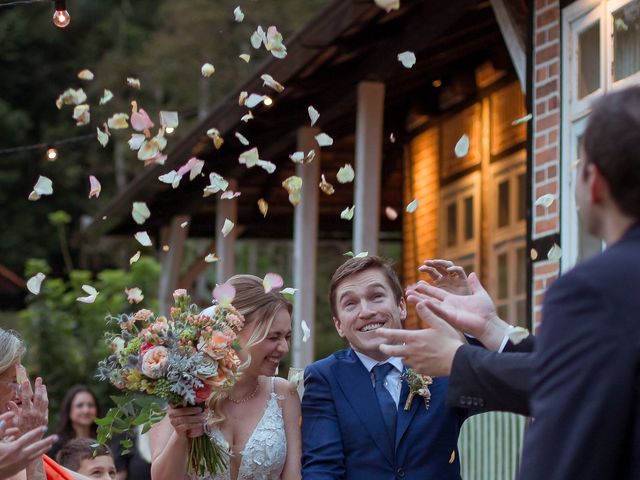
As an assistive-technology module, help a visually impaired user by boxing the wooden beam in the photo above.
[490,0,527,92]
[354,81,385,255]
[292,127,320,369]
[158,215,190,314]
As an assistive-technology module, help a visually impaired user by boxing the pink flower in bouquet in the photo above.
[226,312,245,331]
[150,318,169,335]
[134,309,153,322]
[140,341,155,356]
[170,307,181,317]
[198,333,232,359]
[194,383,212,404]
[173,289,188,301]
[141,346,169,379]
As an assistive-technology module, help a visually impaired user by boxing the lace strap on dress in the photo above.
[270,376,275,394]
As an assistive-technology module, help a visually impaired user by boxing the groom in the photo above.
[301,256,467,479]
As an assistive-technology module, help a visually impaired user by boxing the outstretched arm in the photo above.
[301,365,345,479]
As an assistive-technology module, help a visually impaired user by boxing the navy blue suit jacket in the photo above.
[519,223,640,480]
[301,348,467,479]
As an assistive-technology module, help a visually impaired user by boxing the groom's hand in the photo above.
[377,300,465,377]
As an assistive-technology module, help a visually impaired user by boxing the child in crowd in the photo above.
[56,438,117,480]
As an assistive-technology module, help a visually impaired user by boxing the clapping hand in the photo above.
[419,259,471,296]
[6,367,49,436]
[0,411,57,479]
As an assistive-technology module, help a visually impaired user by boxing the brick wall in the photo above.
[531,0,562,329]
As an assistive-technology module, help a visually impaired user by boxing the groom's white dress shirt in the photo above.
[353,351,404,407]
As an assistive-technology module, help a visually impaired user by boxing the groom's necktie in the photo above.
[373,362,397,445]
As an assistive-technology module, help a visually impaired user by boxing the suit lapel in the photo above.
[396,366,420,450]
[333,350,394,464]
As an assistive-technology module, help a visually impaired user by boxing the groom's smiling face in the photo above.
[333,268,406,361]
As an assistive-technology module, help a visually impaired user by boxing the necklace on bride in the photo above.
[227,380,260,404]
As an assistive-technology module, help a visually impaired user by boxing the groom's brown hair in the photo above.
[329,256,403,318]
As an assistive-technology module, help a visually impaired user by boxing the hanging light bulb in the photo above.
[263,96,273,107]
[53,0,71,28]
[46,147,58,161]
[165,126,175,134]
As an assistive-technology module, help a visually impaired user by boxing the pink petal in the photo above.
[213,282,236,308]
[89,175,101,199]
[263,272,284,293]
[177,157,205,181]
[131,109,154,132]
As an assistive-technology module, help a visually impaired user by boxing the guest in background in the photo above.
[56,438,116,480]
[49,386,100,460]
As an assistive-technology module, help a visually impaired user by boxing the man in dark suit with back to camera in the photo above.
[379,85,640,480]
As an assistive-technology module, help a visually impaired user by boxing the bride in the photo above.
[149,275,302,480]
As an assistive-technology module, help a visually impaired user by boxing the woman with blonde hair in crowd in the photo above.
[150,274,301,480]
[0,328,57,480]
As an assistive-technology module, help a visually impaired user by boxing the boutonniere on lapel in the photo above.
[401,369,433,411]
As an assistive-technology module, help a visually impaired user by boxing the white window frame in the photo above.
[438,171,481,273]
[562,0,640,271]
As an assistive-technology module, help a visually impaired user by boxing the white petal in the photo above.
[239,54,251,63]
[235,132,250,146]
[241,111,254,123]
[289,151,304,163]
[238,147,259,167]
[204,253,218,263]
[308,106,320,126]
[128,133,146,151]
[221,219,235,237]
[207,128,224,149]
[107,113,129,130]
[406,199,419,213]
[127,77,141,89]
[547,243,562,262]
[135,231,152,246]
[129,251,141,264]
[261,74,284,93]
[511,113,533,126]
[132,202,151,225]
[26,273,46,295]
[76,294,98,304]
[33,175,54,197]
[340,205,355,220]
[73,104,90,126]
[203,172,229,196]
[96,127,109,148]
[354,251,369,258]
[454,134,470,158]
[220,190,241,200]
[256,159,276,174]
[535,194,555,208]
[397,51,416,69]
[507,326,530,345]
[82,284,98,295]
[315,132,333,147]
[160,111,179,128]
[280,287,298,296]
[374,0,400,12]
[158,170,182,189]
[78,69,94,81]
[263,272,284,293]
[99,89,113,105]
[234,6,244,22]
[251,26,266,49]
[125,287,144,304]
[180,221,189,228]
[301,320,311,343]
[336,164,355,183]
[305,150,316,164]
[239,91,248,106]
[385,206,398,220]
[258,199,268,217]
[201,62,215,78]
[245,93,266,109]
[89,175,101,199]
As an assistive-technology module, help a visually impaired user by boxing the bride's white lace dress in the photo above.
[192,377,287,480]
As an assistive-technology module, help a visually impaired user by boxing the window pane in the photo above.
[516,246,526,295]
[517,173,526,222]
[447,203,458,247]
[498,180,510,228]
[516,300,527,329]
[464,196,474,241]
[498,252,508,299]
[613,2,640,81]
[578,21,600,99]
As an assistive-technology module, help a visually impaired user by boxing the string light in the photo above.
[52,0,70,28]
[165,126,175,134]
[263,96,273,106]
[46,147,58,161]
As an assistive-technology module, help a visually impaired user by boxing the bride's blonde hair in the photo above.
[207,274,291,425]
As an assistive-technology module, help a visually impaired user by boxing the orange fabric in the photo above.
[43,455,75,480]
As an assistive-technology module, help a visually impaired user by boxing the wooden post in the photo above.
[216,179,238,284]
[292,127,320,369]
[158,215,190,314]
[354,81,385,255]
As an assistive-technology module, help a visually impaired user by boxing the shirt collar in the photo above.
[353,350,404,373]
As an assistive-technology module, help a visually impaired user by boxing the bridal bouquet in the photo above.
[96,288,244,475]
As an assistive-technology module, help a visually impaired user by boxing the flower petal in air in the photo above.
[319,174,335,195]
[251,26,266,49]
[158,170,182,189]
[385,206,398,220]
[280,287,298,296]
[315,132,333,147]
[135,231,152,247]
[239,147,259,167]
[235,132,250,146]
[406,199,419,213]
[213,282,236,308]
[204,253,218,263]
[132,202,151,225]
[507,326,530,345]
[177,157,204,181]
[221,219,235,237]
[397,51,416,69]
[547,243,562,262]
[125,287,144,304]
[454,134,470,158]
[107,113,129,130]
[241,111,254,123]
[201,63,215,78]
[203,172,229,197]
[127,77,141,89]
[374,0,400,12]
[261,74,284,93]
[256,160,276,174]
[340,205,355,220]
[308,106,319,126]
[89,175,101,198]
[301,320,311,342]
[78,69,94,81]
[131,108,154,132]
[128,133,146,151]
[160,111,179,129]
[263,273,284,293]
[258,199,268,217]
[55,88,87,109]
[129,251,141,264]
[282,176,303,206]
[73,104,90,126]
[206,128,224,149]
[266,26,287,58]
[27,273,46,295]
[220,191,241,200]
[29,176,53,201]
[96,127,109,147]
[234,6,244,22]
[239,91,248,106]
[99,89,113,105]
[337,164,355,183]
[289,151,304,164]
[511,113,532,126]
[239,54,251,63]
[535,194,555,208]
[244,93,266,109]
[77,284,99,303]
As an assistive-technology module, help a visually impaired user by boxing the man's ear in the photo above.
[589,163,608,205]
[333,316,344,337]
